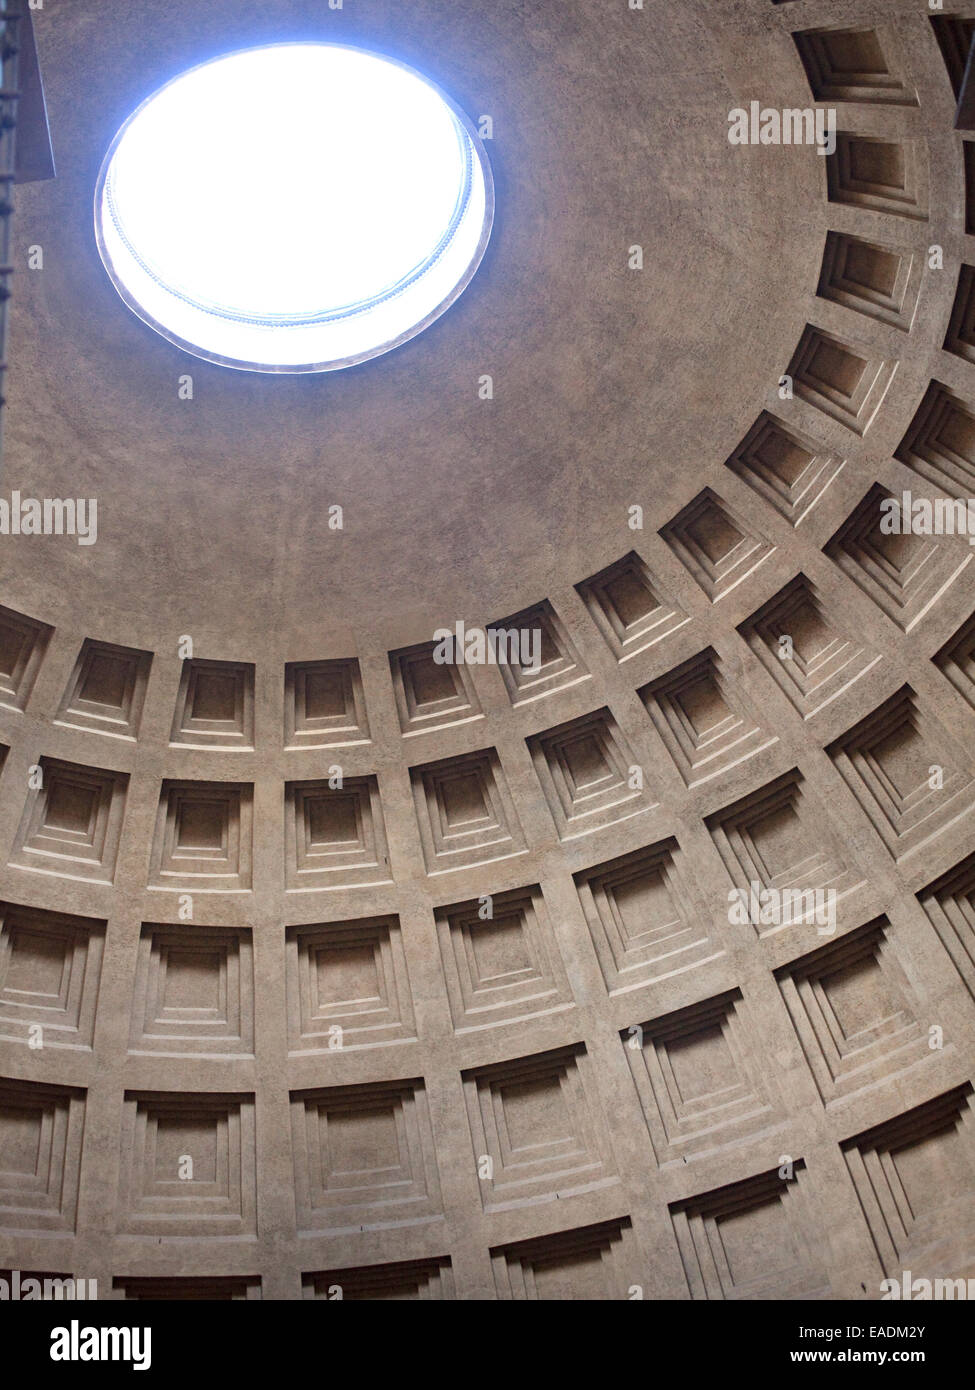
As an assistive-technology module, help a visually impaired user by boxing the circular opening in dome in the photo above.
[94,43,494,373]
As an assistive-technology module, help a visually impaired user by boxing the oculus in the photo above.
[95,43,493,372]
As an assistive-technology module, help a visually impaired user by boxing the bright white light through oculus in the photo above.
[95,44,493,372]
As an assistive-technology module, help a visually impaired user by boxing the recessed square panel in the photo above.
[149,782,252,891]
[286,777,390,890]
[171,659,254,749]
[130,924,253,1056]
[284,658,369,748]
[56,639,152,739]
[0,903,105,1050]
[0,604,52,712]
[286,916,415,1052]
[9,759,128,884]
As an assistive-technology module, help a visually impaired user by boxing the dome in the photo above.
[0,0,974,1313]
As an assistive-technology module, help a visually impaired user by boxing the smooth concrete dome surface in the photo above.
[3,0,829,654]
[0,0,974,1304]
[95,43,493,372]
